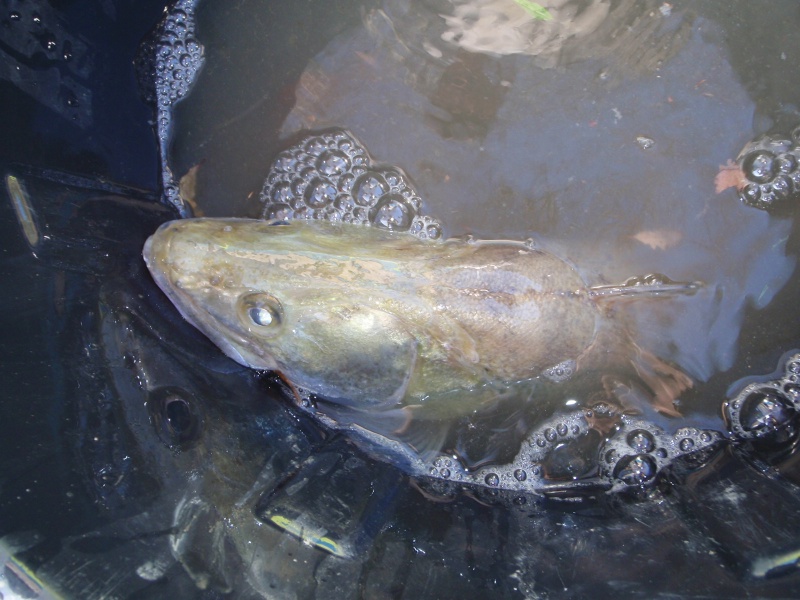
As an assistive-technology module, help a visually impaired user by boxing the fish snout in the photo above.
[143,218,184,267]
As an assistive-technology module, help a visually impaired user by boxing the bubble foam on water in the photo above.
[294,380,726,501]
[724,351,800,451]
[260,129,443,238]
[136,0,204,216]
[737,130,800,211]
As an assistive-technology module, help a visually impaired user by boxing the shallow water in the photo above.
[2,0,800,598]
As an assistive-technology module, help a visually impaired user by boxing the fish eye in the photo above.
[238,292,283,333]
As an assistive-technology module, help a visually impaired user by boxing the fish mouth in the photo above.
[143,221,279,372]
[143,221,209,336]
[142,220,175,279]
[142,222,182,308]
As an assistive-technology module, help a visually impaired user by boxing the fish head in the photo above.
[143,218,418,407]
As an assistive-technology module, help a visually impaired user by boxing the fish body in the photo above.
[143,218,600,410]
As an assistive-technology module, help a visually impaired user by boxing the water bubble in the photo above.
[788,361,800,375]
[556,423,568,437]
[305,178,337,209]
[743,151,777,183]
[426,223,442,240]
[777,153,798,173]
[354,173,388,206]
[272,182,293,203]
[740,183,761,207]
[771,174,793,199]
[605,449,617,463]
[544,428,557,442]
[536,437,547,448]
[304,137,326,156]
[614,455,657,486]
[334,195,355,212]
[484,473,500,487]
[784,383,800,398]
[440,468,451,478]
[513,469,527,482]
[738,387,797,442]
[274,152,295,172]
[299,164,316,179]
[370,195,414,231]
[655,448,668,458]
[317,150,350,176]
[758,187,778,208]
[542,440,593,480]
[543,359,575,383]
[385,171,402,187]
[678,438,694,452]
[700,432,712,443]
[626,429,655,453]
[338,173,355,193]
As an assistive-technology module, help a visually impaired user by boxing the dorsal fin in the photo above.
[589,273,701,302]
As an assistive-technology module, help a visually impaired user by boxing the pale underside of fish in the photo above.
[143,218,695,435]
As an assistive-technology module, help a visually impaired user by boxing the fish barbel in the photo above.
[143,218,605,410]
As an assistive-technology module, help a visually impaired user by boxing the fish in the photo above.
[143,218,696,430]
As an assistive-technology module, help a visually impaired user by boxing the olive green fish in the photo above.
[143,219,692,420]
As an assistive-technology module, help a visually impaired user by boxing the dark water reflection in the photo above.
[2,0,800,598]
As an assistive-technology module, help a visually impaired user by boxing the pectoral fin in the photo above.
[284,304,418,409]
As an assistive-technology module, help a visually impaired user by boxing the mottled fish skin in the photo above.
[143,218,599,409]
